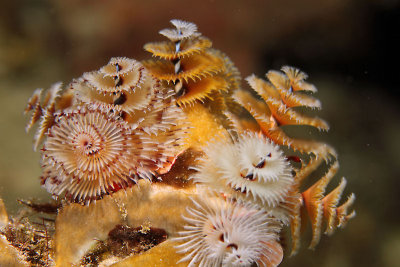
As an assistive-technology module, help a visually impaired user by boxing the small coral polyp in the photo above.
[175,195,283,267]
[193,132,294,209]
[16,19,356,267]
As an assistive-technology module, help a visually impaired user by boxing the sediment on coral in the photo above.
[81,224,167,266]
[0,198,57,266]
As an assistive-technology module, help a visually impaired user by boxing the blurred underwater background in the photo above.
[0,0,399,266]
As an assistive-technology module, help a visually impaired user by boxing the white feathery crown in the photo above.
[174,194,282,267]
[192,132,294,208]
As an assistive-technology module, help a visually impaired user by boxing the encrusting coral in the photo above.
[0,19,355,267]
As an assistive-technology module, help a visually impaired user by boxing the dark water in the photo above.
[0,1,398,266]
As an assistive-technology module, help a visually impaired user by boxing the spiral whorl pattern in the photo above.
[74,57,153,115]
[41,104,140,202]
[143,19,240,107]
[233,67,336,160]
[33,56,189,203]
